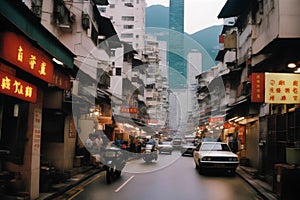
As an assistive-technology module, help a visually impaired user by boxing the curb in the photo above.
[41,168,105,200]
[236,167,277,200]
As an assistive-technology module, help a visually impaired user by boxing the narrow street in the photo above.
[57,151,263,200]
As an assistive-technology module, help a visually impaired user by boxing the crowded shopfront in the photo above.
[0,2,75,198]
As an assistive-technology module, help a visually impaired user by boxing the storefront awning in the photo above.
[218,0,251,19]
[93,5,121,48]
[215,49,226,61]
[122,42,138,54]
[113,115,155,134]
[92,0,109,5]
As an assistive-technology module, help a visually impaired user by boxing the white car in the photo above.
[158,141,173,154]
[193,142,239,176]
[181,142,197,156]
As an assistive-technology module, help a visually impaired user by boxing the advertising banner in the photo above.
[265,73,300,104]
[251,73,265,102]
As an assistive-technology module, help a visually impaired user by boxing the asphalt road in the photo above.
[58,151,263,200]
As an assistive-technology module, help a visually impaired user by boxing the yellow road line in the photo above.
[82,172,105,187]
[68,188,84,200]
[59,172,105,200]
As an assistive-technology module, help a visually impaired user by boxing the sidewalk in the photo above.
[36,166,105,200]
[236,166,277,200]
[36,155,138,200]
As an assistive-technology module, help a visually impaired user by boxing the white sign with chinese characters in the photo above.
[265,73,300,104]
[32,108,42,154]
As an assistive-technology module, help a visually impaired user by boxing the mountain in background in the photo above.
[146,5,169,29]
[190,25,223,64]
[146,5,222,68]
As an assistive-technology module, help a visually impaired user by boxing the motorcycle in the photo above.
[141,143,158,163]
[103,146,127,184]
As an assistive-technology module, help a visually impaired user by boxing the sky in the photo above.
[146,0,227,34]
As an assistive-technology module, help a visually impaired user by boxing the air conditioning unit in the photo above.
[59,23,72,32]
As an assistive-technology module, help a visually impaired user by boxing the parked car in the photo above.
[193,142,239,176]
[158,141,173,154]
[181,142,197,156]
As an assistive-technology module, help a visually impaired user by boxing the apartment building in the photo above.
[98,0,146,59]
[208,0,300,192]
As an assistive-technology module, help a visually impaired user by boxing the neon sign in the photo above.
[0,71,37,103]
[0,32,54,83]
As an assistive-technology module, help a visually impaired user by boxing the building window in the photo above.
[146,97,153,101]
[136,35,139,38]
[121,33,134,38]
[116,68,122,76]
[136,0,139,4]
[121,16,134,21]
[110,4,115,8]
[125,3,133,7]
[123,25,134,29]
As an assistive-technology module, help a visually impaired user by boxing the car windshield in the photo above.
[200,143,231,151]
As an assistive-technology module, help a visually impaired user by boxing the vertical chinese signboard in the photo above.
[265,73,300,104]
[251,73,265,102]
[33,108,42,154]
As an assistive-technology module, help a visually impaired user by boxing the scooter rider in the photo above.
[147,138,158,152]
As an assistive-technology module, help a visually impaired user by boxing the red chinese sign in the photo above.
[219,35,224,43]
[120,107,138,114]
[0,32,54,83]
[251,73,265,102]
[0,71,37,103]
[52,70,71,90]
[208,116,224,123]
[146,119,159,124]
[265,73,300,104]
[223,122,232,129]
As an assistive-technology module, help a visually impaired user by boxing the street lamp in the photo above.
[287,61,300,73]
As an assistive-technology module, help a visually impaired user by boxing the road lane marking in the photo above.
[82,173,105,187]
[68,188,84,200]
[114,175,135,192]
[63,172,105,200]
